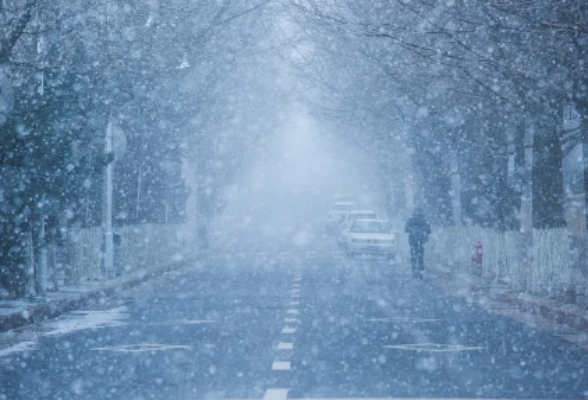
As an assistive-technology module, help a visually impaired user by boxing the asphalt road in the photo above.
[1,241,588,400]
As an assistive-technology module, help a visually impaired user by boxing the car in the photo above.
[326,201,358,233]
[345,218,395,259]
[337,210,379,246]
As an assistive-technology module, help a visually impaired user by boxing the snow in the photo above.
[44,307,128,337]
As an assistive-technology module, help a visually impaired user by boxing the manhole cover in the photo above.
[91,343,191,353]
[367,318,441,323]
[384,343,484,352]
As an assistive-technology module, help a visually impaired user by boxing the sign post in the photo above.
[102,116,126,278]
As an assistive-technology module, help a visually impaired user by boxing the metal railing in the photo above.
[61,224,187,286]
[427,226,578,297]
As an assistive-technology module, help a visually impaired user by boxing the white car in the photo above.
[337,210,379,246]
[345,219,395,259]
[326,201,358,233]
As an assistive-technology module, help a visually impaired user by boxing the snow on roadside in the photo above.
[0,341,37,358]
[44,306,128,337]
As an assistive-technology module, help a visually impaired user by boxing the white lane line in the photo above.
[282,326,296,334]
[290,301,300,306]
[263,388,289,400]
[277,342,294,350]
[272,361,291,370]
[291,293,300,297]
[284,318,299,323]
[286,309,299,315]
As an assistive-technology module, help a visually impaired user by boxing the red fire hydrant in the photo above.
[471,240,483,275]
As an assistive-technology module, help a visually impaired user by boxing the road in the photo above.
[1,239,587,400]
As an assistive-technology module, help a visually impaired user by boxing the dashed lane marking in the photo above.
[277,342,294,350]
[286,309,299,315]
[290,301,299,306]
[263,389,289,400]
[272,361,291,370]
[284,318,299,323]
[282,327,296,334]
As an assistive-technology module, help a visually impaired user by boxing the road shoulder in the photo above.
[427,262,588,351]
[0,256,199,334]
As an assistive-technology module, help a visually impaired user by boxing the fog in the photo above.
[221,109,375,248]
[2,2,588,399]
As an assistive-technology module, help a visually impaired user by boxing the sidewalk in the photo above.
[427,262,588,350]
[0,257,194,334]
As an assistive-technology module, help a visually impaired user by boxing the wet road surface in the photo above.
[1,244,587,400]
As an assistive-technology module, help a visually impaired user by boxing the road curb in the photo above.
[499,292,588,332]
[428,264,588,333]
[0,258,194,334]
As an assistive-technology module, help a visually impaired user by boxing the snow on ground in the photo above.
[44,306,128,336]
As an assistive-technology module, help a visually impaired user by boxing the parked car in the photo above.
[337,210,379,246]
[345,219,395,259]
[326,201,358,233]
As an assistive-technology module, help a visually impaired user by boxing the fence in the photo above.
[427,226,577,297]
[61,224,187,286]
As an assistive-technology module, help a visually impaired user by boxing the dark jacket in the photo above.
[404,214,431,244]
